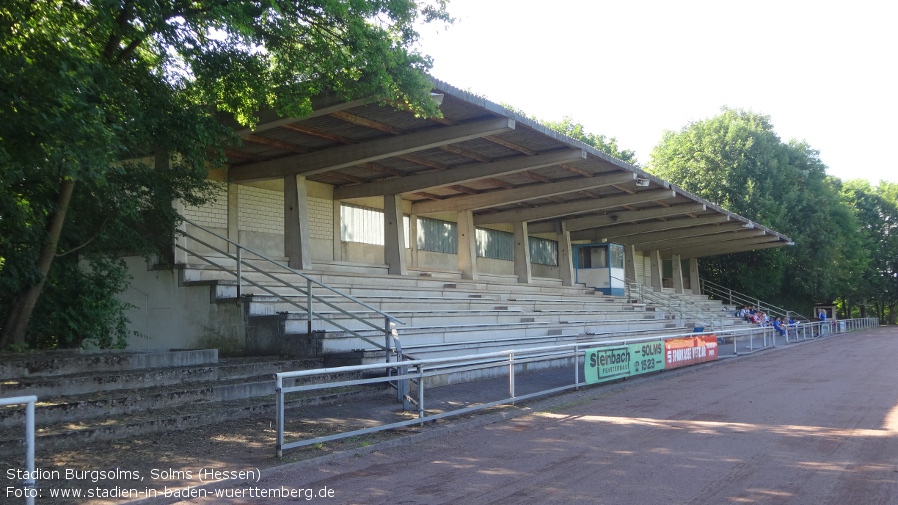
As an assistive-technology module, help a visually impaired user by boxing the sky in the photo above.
[414,0,897,185]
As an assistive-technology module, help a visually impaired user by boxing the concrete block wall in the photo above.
[183,183,228,229]
[238,184,283,234]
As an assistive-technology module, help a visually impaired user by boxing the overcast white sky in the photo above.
[415,0,897,185]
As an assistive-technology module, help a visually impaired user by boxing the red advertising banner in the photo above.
[664,335,719,369]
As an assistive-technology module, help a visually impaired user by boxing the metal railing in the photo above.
[700,278,810,323]
[628,280,727,329]
[2,395,37,505]
[176,218,404,359]
[273,317,878,456]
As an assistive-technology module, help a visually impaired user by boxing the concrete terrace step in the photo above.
[0,364,363,429]
[318,319,683,353]
[0,356,316,398]
[181,264,602,299]
[285,310,665,338]
[0,384,390,450]
[0,349,217,381]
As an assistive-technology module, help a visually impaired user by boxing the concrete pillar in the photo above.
[409,213,419,268]
[227,183,239,254]
[284,175,312,270]
[457,210,478,280]
[158,150,187,265]
[649,249,663,291]
[384,194,407,275]
[689,257,701,294]
[556,227,574,287]
[332,201,342,261]
[671,254,685,294]
[514,221,532,284]
[624,243,637,286]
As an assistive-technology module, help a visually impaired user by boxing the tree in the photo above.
[840,180,898,323]
[647,108,863,317]
[0,0,450,349]
[542,116,639,166]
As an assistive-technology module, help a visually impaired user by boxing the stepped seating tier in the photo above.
[0,350,375,450]
[173,259,749,363]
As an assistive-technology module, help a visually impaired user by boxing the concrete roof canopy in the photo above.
[222,78,792,259]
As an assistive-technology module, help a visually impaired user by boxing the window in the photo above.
[340,204,409,247]
[476,228,514,260]
[609,243,625,269]
[417,217,457,253]
[529,237,559,266]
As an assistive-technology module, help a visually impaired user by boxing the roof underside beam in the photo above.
[473,189,677,226]
[660,236,789,258]
[527,203,707,234]
[632,228,767,251]
[411,171,635,214]
[589,214,732,240]
[335,148,586,200]
[229,117,516,182]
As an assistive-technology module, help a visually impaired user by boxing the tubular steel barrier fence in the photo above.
[2,395,37,505]
[274,318,879,456]
[177,218,404,359]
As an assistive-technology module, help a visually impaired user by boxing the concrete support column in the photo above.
[384,194,407,276]
[409,213,419,268]
[284,175,312,270]
[624,243,637,286]
[457,210,478,280]
[649,249,663,291]
[556,227,574,287]
[333,201,342,261]
[158,150,187,265]
[514,221,532,284]
[689,257,701,294]
[227,183,239,254]
[671,254,685,294]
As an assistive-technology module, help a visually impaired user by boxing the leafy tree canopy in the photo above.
[0,0,451,349]
[647,107,864,316]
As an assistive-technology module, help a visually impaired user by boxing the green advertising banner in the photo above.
[584,341,665,384]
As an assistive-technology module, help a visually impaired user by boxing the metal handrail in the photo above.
[700,278,810,322]
[176,218,404,359]
[627,280,726,329]
[2,395,37,505]
[273,317,880,455]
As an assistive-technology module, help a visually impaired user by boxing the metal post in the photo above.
[509,352,516,405]
[417,364,425,426]
[25,398,35,505]
[384,318,392,364]
[306,278,313,336]
[574,345,580,389]
[236,246,242,302]
[275,377,284,459]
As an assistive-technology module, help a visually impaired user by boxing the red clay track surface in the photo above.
[179,327,898,505]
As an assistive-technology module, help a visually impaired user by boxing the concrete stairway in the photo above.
[0,349,373,450]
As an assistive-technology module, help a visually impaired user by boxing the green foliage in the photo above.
[29,255,134,350]
[542,117,639,166]
[500,106,639,166]
[647,108,866,317]
[0,0,450,349]
[839,180,898,323]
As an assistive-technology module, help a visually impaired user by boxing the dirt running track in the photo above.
[177,327,898,505]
